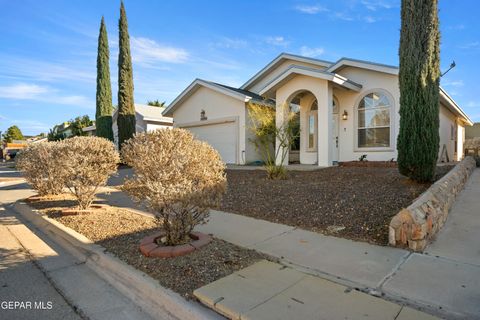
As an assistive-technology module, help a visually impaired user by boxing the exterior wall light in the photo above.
[342,110,348,120]
[200,109,207,121]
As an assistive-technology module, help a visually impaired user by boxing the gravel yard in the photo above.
[28,196,266,299]
[220,165,453,245]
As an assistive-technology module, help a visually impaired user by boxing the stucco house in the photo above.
[113,104,173,147]
[163,53,472,166]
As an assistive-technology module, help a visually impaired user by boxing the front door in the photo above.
[332,114,339,163]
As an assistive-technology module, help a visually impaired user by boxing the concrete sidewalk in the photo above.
[0,181,155,319]
[194,260,437,320]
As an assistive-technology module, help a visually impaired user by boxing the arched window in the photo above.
[357,91,391,148]
[332,96,339,114]
[290,103,300,151]
[308,100,318,150]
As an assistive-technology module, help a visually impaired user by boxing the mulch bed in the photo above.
[220,165,453,245]
[28,196,265,299]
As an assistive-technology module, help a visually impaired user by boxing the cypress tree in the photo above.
[117,1,136,149]
[397,0,441,182]
[95,16,114,141]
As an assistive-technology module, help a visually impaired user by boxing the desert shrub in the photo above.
[15,142,66,196]
[247,102,298,179]
[57,136,119,209]
[121,128,227,246]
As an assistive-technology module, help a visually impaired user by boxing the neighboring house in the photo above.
[51,122,73,139]
[465,122,480,139]
[112,104,173,147]
[164,53,472,165]
[82,125,97,136]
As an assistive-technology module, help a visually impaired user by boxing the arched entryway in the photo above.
[285,90,320,164]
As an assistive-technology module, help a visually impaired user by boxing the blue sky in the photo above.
[1,0,479,136]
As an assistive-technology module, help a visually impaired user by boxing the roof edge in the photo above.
[240,52,334,90]
[440,87,473,126]
[163,79,254,117]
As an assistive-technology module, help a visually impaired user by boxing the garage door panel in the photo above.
[186,122,237,164]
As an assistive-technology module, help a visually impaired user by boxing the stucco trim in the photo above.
[240,52,334,90]
[327,58,399,75]
[259,65,362,96]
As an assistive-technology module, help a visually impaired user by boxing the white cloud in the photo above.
[214,37,248,49]
[265,36,290,47]
[447,24,466,31]
[361,0,395,11]
[0,55,95,84]
[0,83,49,99]
[0,83,93,108]
[466,101,480,108]
[294,5,329,14]
[299,46,325,57]
[332,12,355,21]
[10,119,50,132]
[131,37,189,64]
[364,16,376,23]
[442,79,464,88]
[459,41,480,50]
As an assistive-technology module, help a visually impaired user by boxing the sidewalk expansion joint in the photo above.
[393,306,404,320]
[422,251,480,268]
[247,227,296,249]
[277,259,368,292]
[240,275,307,318]
[377,251,412,290]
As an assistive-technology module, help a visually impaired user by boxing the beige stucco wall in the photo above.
[249,59,329,94]
[438,104,457,162]
[172,86,249,164]
[333,67,399,162]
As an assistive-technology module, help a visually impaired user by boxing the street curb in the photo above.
[13,201,223,320]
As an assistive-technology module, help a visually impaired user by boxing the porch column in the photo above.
[275,99,288,165]
[316,82,333,166]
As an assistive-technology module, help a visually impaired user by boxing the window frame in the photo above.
[354,89,395,152]
[307,100,318,152]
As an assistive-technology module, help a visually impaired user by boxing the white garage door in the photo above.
[186,121,237,164]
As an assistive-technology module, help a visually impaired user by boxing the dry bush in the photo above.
[15,142,65,196]
[121,128,227,246]
[248,102,298,179]
[464,137,480,150]
[57,136,119,209]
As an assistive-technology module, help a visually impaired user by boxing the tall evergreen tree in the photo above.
[95,16,114,141]
[397,0,441,182]
[117,1,136,149]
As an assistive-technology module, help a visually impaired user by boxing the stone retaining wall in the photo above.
[389,157,476,252]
